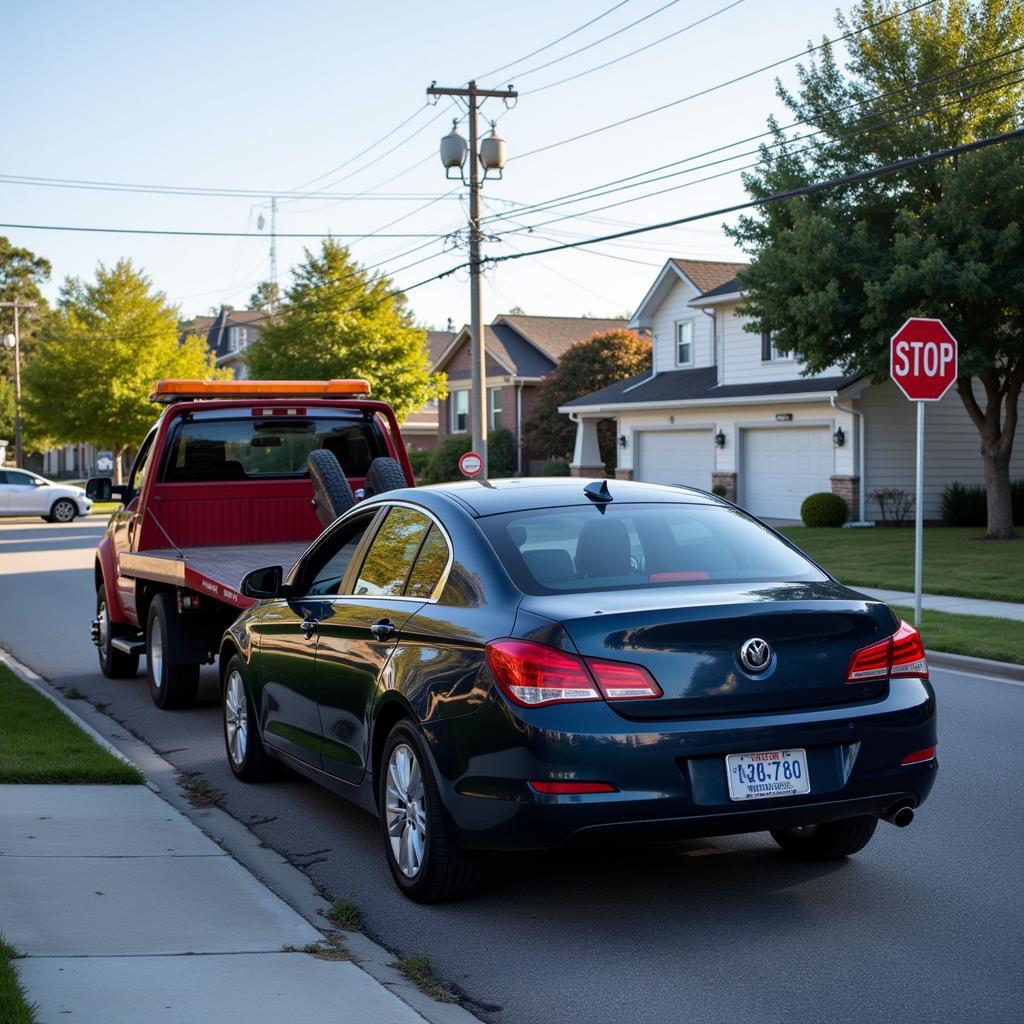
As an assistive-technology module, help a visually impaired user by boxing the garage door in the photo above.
[742,427,834,519]
[636,430,713,490]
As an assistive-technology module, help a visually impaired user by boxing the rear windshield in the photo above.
[161,416,387,482]
[478,503,827,595]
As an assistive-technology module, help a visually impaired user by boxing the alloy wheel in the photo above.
[385,743,427,878]
[224,670,249,766]
[54,500,75,522]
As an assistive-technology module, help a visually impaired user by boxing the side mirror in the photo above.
[241,565,285,600]
[86,477,112,501]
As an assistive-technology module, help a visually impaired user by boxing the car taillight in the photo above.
[485,640,662,708]
[846,620,928,683]
[529,781,618,794]
[901,746,936,766]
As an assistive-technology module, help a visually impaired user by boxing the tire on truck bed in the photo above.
[308,449,355,528]
[363,456,409,498]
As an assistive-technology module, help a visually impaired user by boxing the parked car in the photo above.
[220,477,938,902]
[0,469,92,522]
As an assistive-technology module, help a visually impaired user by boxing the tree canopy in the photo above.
[243,240,444,418]
[22,260,224,479]
[728,0,1024,537]
[0,236,51,383]
[248,279,281,312]
[522,328,651,470]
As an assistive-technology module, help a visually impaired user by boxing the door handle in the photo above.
[370,618,396,641]
[301,619,318,639]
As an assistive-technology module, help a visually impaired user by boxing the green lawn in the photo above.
[0,665,142,784]
[780,526,1024,603]
[891,606,1024,666]
[89,501,121,515]
[0,938,36,1024]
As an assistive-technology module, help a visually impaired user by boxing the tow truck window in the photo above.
[129,429,158,494]
[162,417,387,482]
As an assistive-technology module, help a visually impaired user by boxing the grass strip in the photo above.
[394,954,456,1003]
[891,606,1024,666]
[0,937,37,1024]
[0,664,142,784]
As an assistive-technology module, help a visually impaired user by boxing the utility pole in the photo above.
[428,81,516,474]
[270,196,278,311]
[0,299,37,468]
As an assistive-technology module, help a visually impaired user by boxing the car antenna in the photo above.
[584,480,613,506]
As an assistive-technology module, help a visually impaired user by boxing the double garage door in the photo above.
[635,430,713,490]
[741,427,833,519]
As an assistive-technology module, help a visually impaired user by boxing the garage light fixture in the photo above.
[833,427,846,447]
[618,434,627,449]
[714,430,726,449]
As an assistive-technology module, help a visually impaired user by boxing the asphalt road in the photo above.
[2,515,1022,1024]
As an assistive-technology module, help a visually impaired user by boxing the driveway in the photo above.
[1,515,1021,1024]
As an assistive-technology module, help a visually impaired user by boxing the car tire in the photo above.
[308,449,355,528]
[379,720,483,903]
[96,586,139,679]
[48,498,77,523]
[223,654,278,782]
[146,593,200,710]
[770,815,878,860]
[364,457,408,498]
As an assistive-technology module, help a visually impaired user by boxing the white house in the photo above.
[561,258,1024,522]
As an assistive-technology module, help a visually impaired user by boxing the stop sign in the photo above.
[890,317,958,401]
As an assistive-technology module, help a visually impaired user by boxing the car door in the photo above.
[5,470,45,514]
[0,471,8,513]
[315,504,445,784]
[255,509,383,769]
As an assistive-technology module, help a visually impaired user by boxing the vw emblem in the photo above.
[739,637,772,673]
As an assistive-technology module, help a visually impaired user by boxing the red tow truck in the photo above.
[87,378,414,709]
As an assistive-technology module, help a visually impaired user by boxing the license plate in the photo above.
[725,748,810,801]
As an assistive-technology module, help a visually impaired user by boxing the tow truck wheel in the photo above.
[146,593,200,710]
[223,655,278,782]
[364,457,409,497]
[95,587,139,679]
[308,449,355,528]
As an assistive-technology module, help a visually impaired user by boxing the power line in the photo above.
[511,0,937,161]
[475,0,635,81]
[523,0,746,96]
[0,222,449,239]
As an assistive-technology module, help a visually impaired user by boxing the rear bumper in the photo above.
[423,678,937,851]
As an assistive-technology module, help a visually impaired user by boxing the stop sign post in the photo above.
[889,318,959,626]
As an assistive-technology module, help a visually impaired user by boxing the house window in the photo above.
[449,390,469,433]
[228,327,247,352]
[761,331,793,361]
[676,321,694,366]
[489,388,502,430]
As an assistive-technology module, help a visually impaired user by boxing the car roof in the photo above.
[390,477,724,518]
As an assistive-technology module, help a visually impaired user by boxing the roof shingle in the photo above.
[670,258,748,295]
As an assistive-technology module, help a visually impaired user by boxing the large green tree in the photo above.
[522,328,652,470]
[22,260,224,482]
[244,240,444,418]
[729,0,1024,538]
[0,236,51,379]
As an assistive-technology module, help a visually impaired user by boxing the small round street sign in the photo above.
[458,451,484,478]
[890,318,958,401]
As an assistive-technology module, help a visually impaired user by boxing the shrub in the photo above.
[488,426,516,478]
[431,435,472,482]
[870,488,914,526]
[940,481,986,527]
[711,483,728,498]
[800,492,848,528]
[407,448,437,484]
[534,460,571,476]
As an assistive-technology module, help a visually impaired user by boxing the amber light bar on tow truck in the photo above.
[149,379,372,404]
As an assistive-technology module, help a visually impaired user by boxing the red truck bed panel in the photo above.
[120,542,308,609]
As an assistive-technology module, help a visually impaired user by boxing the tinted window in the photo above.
[6,470,35,487]
[305,515,378,597]
[162,416,387,482]
[479,504,826,595]
[0,471,6,484]
[353,507,431,597]
[404,525,450,599]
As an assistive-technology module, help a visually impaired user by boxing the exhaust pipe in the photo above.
[882,803,915,828]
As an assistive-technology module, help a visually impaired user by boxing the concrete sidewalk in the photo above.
[0,785,426,1023]
[856,587,1024,621]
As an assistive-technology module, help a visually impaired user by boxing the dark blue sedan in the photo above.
[220,478,937,902]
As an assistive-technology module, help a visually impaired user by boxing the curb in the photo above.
[926,648,1024,683]
[0,648,482,1024]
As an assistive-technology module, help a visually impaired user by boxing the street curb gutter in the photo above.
[925,648,1024,683]
[0,649,482,1024]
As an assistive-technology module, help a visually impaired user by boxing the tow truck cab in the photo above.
[89,378,415,708]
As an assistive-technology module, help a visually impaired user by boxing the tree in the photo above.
[728,0,1024,538]
[521,329,652,470]
[22,260,225,482]
[244,240,444,418]
[248,280,281,312]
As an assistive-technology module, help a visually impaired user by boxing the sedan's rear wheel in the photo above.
[770,815,878,860]
[379,721,483,902]
[223,655,277,782]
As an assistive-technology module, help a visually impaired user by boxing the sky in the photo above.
[3,0,855,331]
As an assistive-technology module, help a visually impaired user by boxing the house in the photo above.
[399,329,455,451]
[182,306,266,380]
[434,314,631,472]
[561,258,1024,521]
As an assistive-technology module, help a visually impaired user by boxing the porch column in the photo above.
[569,417,605,478]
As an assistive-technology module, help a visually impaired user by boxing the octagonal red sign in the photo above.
[890,317,958,401]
